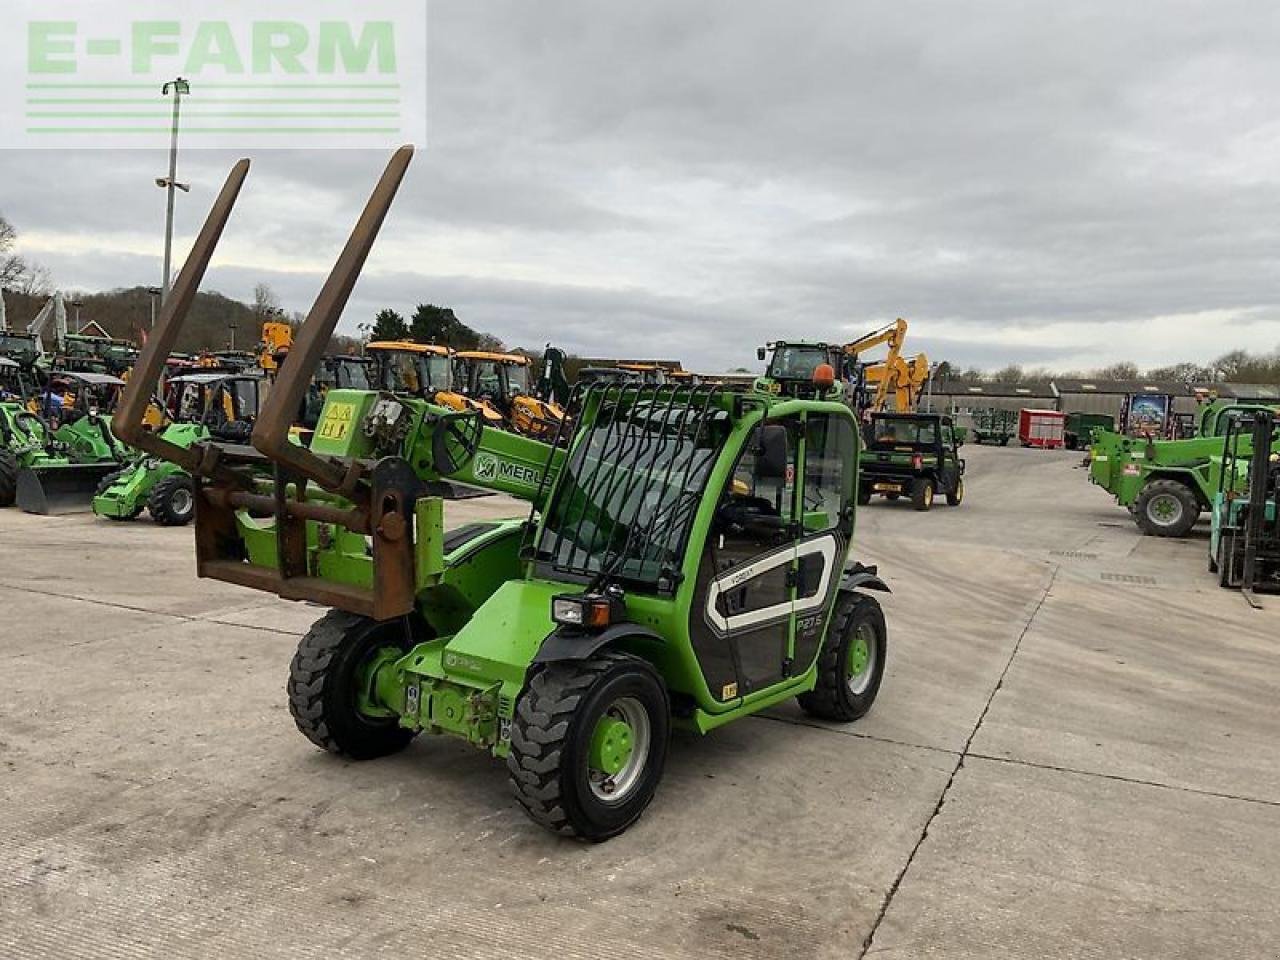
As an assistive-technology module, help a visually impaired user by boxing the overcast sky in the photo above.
[3,0,1280,373]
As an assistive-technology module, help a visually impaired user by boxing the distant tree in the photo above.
[475,332,506,353]
[409,303,483,350]
[1147,362,1214,384]
[993,364,1025,383]
[960,367,986,381]
[0,213,50,294]
[933,360,955,380]
[1093,362,1139,380]
[368,308,409,342]
[252,282,281,319]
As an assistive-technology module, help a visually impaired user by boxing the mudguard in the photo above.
[839,562,891,594]
[533,622,666,665]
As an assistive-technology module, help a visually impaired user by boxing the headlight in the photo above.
[551,593,618,630]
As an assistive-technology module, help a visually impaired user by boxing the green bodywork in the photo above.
[1088,401,1280,510]
[92,422,204,519]
[1064,412,1114,450]
[209,386,865,757]
[970,408,1017,445]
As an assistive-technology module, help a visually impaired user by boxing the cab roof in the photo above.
[366,341,451,356]
[456,351,530,365]
[49,371,125,386]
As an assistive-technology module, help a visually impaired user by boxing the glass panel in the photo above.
[804,414,855,532]
[871,417,936,446]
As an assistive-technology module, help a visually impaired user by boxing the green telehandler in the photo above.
[114,149,891,841]
[1087,399,1280,537]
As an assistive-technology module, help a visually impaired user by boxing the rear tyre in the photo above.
[507,650,670,842]
[0,450,18,508]
[148,473,196,527]
[287,610,419,761]
[1133,480,1200,538]
[946,477,965,507]
[798,594,887,722]
[911,478,934,511]
[95,468,143,521]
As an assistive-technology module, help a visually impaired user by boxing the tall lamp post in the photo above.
[157,78,191,302]
[146,286,163,330]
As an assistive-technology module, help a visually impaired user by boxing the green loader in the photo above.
[4,370,128,514]
[94,372,263,525]
[114,149,892,841]
[1087,399,1280,537]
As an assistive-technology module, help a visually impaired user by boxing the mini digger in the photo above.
[113,148,890,841]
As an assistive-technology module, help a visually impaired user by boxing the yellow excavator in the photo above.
[842,318,930,413]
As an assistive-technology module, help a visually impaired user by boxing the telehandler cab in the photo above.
[113,149,891,841]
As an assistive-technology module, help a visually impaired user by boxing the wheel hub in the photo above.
[590,716,635,778]
[587,697,650,803]
[1150,494,1182,525]
[847,624,877,696]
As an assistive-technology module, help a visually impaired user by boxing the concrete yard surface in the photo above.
[1,445,1278,959]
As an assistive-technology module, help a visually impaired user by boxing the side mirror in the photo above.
[757,347,767,362]
[757,424,789,479]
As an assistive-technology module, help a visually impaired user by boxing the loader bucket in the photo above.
[16,462,118,515]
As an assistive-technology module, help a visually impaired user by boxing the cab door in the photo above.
[691,417,802,703]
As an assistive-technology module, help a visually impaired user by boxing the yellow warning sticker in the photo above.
[722,683,739,700]
[318,402,356,442]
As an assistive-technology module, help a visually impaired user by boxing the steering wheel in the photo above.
[715,495,787,537]
[429,409,484,476]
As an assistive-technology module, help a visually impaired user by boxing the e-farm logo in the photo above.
[1,0,426,149]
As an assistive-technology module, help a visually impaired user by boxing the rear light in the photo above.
[912,454,923,470]
[552,593,617,630]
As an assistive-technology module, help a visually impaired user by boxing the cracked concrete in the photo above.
[1,445,1278,959]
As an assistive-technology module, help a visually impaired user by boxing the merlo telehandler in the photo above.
[113,148,891,841]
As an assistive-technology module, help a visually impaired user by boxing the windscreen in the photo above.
[507,362,529,394]
[535,386,729,588]
[768,344,830,381]
[871,417,937,446]
[424,353,452,391]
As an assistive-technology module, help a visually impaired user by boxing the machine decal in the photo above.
[473,452,541,488]
[318,401,355,441]
[703,533,839,634]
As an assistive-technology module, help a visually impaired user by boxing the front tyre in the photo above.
[0,450,18,507]
[798,594,887,722]
[287,610,418,761]
[508,650,670,842]
[1133,479,1199,538]
[148,473,196,526]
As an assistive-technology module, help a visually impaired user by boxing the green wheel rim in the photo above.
[1148,493,1183,526]
[587,697,650,804]
[847,623,877,696]
[354,646,402,720]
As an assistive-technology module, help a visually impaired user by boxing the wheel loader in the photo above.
[5,370,129,514]
[93,371,265,525]
[112,148,891,842]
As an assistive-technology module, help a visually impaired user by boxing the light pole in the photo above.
[146,286,163,329]
[228,320,238,351]
[71,299,83,332]
[158,78,191,302]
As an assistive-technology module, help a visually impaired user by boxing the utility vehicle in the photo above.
[970,407,1016,446]
[858,412,965,511]
[113,150,891,841]
[1210,410,1280,595]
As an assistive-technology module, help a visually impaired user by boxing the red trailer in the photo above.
[1019,409,1066,449]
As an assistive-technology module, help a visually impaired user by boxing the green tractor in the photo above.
[1087,399,1279,537]
[113,149,891,841]
[858,412,965,510]
[1064,412,1114,451]
[93,371,265,525]
[4,370,129,514]
[1210,410,1280,594]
